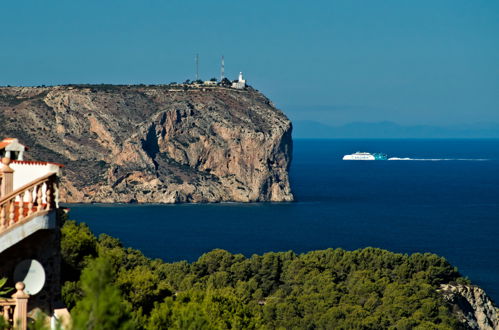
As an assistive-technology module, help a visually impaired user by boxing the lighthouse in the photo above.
[232,72,246,89]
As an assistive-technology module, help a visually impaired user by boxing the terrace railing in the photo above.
[0,282,29,330]
[0,173,58,236]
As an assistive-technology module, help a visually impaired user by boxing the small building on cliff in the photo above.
[0,137,67,329]
[203,80,217,86]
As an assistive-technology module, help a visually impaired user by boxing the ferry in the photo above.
[342,152,388,160]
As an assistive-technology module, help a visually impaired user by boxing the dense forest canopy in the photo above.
[60,219,469,329]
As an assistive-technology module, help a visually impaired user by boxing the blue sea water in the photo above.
[67,139,499,302]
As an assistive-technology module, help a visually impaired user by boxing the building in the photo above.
[232,72,246,89]
[0,138,27,161]
[0,138,68,329]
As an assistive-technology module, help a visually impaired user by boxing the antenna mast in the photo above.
[195,54,199,81]
[221,55,225,81]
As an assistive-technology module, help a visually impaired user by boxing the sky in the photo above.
[0,0,497,128]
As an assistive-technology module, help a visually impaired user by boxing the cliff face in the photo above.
[0,85,293,203]
[440,284,499,330]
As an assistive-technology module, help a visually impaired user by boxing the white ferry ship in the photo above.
[342,152,388,160]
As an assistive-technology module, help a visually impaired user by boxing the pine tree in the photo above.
[71,257,133,330]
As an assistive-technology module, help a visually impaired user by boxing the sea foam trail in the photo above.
[388,157,490,161]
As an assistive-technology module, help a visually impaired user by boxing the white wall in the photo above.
[11,162,60,190]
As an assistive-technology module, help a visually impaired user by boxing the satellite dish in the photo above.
[13,260,46,295]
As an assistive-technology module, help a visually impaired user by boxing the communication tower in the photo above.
[195,54,199,81]
[221,56,225,81]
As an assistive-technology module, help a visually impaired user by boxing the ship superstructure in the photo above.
[343,152,388,160]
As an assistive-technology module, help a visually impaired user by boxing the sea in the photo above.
[67,139,499,302]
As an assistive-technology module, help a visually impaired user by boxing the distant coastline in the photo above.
[292,120,499,139]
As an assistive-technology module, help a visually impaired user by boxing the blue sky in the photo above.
[0,0,497,127]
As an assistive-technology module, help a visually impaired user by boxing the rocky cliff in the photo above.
[440,284,499,330]
[0,85,293,203]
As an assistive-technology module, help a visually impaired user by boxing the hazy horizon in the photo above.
[292,120,499,139]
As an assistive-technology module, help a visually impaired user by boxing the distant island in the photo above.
[0,84,293,203]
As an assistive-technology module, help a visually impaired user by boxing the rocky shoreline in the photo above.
[440,283,499,330]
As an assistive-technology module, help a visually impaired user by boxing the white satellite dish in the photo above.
[13,259,46,295]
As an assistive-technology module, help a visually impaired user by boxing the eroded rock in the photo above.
[440,283,499,330]
[0,85,293,203]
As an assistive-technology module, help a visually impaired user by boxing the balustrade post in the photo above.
[27,188,33,216]
[0,158,14,197]
[45,180,53,210]
[0,205,5,230]
[54,177,60,208]
[3,305,10,323]
[12,282,29,330]
[18,191,28,221]
[36,185,43,212]
[8,200,15,226]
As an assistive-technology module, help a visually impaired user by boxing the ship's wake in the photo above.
[388,157,489,161]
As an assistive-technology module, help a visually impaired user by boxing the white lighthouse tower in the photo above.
[232,72,246,89]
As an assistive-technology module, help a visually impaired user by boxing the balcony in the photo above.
[0,172,59,254]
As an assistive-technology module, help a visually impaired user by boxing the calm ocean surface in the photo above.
[67,139,499,301]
